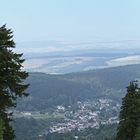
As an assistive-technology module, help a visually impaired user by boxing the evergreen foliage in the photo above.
[0,118,5,140]
[0,25,29,139]
[116,81,140,140]
[134,127,140,140]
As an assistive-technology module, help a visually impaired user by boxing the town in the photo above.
[14,98,120,134]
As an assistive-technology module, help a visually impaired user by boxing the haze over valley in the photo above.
[16,40,140,74]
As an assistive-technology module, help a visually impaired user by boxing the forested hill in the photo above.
[17,64,140,111]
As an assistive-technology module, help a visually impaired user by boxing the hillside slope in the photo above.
[17,64,140,111]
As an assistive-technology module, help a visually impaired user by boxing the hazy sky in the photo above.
[0,0,140,42]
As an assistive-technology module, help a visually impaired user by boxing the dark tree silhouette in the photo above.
[0,25,29,139]
[116,81,140,140]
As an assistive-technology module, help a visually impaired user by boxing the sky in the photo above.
[0,0,140,42]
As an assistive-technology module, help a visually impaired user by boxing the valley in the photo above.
[13,64,140,139]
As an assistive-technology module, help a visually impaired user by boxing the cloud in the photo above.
[23,58,48,69]
[107,55,140,66]
[15,41,140,54]
[23,57,95,72]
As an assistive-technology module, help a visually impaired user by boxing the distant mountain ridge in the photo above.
[16,40,140,74]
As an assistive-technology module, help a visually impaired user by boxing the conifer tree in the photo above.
[0,118,4,140]
[134,127,140,140]
[0,25,29,139]
[116,81,140,140]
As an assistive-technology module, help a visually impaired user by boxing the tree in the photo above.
[0,25,29,139]
[134,127,140,140]
[116,81,140,140]
[0,118,5,140]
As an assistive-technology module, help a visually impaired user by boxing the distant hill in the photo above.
[17,41,140,73]
[17,64,140,111]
